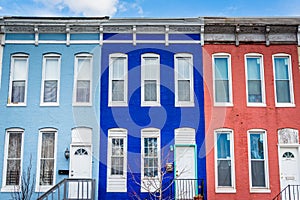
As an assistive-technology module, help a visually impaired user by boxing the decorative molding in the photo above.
[99,25,103,46]
[66,25,70,46]
[298,25,300,46]
[132,25,136,46]
[278,128,299,144]
[165,25,169,46]
[34,26,39,46]
[235,25,240,46]
[200,25,204,46]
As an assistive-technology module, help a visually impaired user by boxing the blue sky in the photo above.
[0,0,299,17]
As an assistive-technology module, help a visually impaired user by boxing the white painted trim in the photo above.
[0,44,3,89]
[1,128,24,192]
[72,53,93,106]
[247,129,270,192]
[35,128,57,192]
[141,53,160,107]
[7,54,29,106]
[40,54,61,106]
[245,53,266,107]
[107,128,127,192]
[212,53,233,107]
[108,53,128,107]
[214,128,236,193]
[272,54,295,107]
[174,53,194,107]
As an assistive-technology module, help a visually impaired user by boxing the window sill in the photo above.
[141,102,161,107]
[108,102,128,107]
[72,102,92,107]
[247,103,266,107]
[40,103,59,107]
[7,103,26,107]
[214,103,233,107]
[216,187,236,193]
[1,186,20,192]
[175,101,195,107]
[35,186,53,193]
[250,188,271,193]
[275,103,295,108]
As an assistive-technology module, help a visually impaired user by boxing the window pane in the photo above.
[12,81,25,103]
[8,132,22,158]
[178,58,190,79]
[6,160,21,185]
[248,80,262,102]
[217,133,231,159]
[76,80,90,102]
[112,58,125,79]
[144,58,158,80]
[41,132,55,159]
[13,58,27,80]
[77,58,91,80]
[215,80,229,102]
[39,159,54,185]
[45,58,59,80]
[178,80,190,101]
[111,157,124,175]
[217,160,232,186]
[144,80,157,101]
[112,80,124,101]
[250,134,264,159]
[44,80,58,102]
[276,80,291,103]
[251,160,265,187]
[144,137,158,177]
[274,58,289,79]
[214,58,228,80]
[247,58,261,80]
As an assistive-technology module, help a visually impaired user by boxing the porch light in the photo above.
[64,148,70,159]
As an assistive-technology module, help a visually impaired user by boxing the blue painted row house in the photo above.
[0,17,207,200]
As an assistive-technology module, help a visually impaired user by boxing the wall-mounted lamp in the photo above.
[169,145,174,152]
[64,148,70,159]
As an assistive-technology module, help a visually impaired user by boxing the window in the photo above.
[273,54,294,106]
[141,128,160,192]
[8,54,29,106]
[141,53,160,106]
[2,128,24,191]
[109,53,128,106]
[214,129,235,193]
[213,54,232,106]
[73,54,92,106]
[41,54,61,106]
[245,54,265,106]
[107,129,127,192]
[36,128,57,192]
[248,130,269,192]
[175,53,194,107]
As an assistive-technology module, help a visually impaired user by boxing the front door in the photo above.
[175,145,196,199]
[69,145,92,198]
[279,147,299,199]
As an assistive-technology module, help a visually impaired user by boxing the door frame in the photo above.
[174,144,198,196]
[278,144,300,191]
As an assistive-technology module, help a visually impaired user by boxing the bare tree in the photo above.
[11,156,35,200]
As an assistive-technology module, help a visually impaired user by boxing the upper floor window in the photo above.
[41,54,61,106]
[8,54,29,106]
[213,53,232,106]
[141,53,160,106]
[214,128,236,193]
[273,54,294,107]
[73,54,93,106]
[174,53,194,107]
[2,128,24,192]
[109,53,128,106]
[36,128,57,192]
[245,54,265,106]
[248,129,270,192]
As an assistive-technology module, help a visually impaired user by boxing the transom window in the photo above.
[74,148,88,155]
[283,152,294,158]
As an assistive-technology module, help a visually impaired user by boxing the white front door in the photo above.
[69,145,92,198]
[279,147,300,199]
[175,145,196,199]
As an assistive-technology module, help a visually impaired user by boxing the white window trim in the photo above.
[7,54,29,107]
[72,53,93,106]
[1,128,24,192]
[40,54,61,106]
[107,128,127,192]
[108,53,128,107]
[245,53,266,107]
[272,54,295,107]
[174,53,194,107]
[247,129,270,193]
[35,128,57,192]
[214,128,236,193]
[141,53,160,107]
[141,128,160,192]
[212,53,233,107]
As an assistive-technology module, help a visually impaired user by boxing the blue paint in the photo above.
[103,33,133,40]
[39,33,66,40]
[71,33,99,40]
[6,33,35,40]
[136,34,165,40]
[100,39,206,199]
[169,34,200,40]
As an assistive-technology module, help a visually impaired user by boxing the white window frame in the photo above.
[247,129,270,193]
[8,54,29,106]
[107,128,127,192]
[141,128,160,192]
[245,53,266,107]
[272,54,295,107]
[108,53,128,107]
[212,53,233,106]
[1,128,24,192]
[35,128,57,192]
[174,53,194,107]
[73,53,93,106]
[40,54,61,106]
[214,128,236,193]
[141,53,160,107]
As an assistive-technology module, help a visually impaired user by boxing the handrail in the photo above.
[273,185,300,200]
[37,178,95,200]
